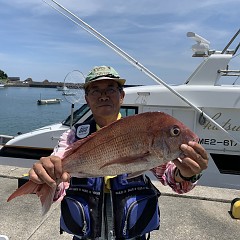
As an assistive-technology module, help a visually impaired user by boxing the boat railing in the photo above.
[218,69,240,77]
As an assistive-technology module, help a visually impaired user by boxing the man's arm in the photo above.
[151,162,196,194]
[28,128,76,200]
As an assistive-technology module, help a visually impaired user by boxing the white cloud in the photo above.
[0,0,239,85]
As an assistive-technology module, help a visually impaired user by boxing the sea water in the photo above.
[0,87,81,136]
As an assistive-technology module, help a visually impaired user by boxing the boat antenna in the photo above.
[43,0,240,145]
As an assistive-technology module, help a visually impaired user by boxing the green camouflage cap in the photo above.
[84,66,126,89]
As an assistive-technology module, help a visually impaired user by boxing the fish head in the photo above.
[151,113,199,161]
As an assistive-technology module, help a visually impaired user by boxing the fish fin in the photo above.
[62,131,99,159]
[37,184,56,216]
[99,152,150,169]
[7,180,56,215]
[62,118,133,159]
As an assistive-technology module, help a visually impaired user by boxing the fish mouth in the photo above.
[192,136,199,143]
[179,152,186,159]
[187,132,199,144]
[190,137,199,143]
[178,136,199,159]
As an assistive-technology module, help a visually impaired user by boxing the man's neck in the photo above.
[93,113,121,128]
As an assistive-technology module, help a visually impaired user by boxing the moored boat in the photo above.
[62,91,76,96]
[37,98,61,105]
[57,85,68,91]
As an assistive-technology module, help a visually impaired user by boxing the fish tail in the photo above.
[38,183,56,216]
[7,180,40,202]
[7,180,56,215]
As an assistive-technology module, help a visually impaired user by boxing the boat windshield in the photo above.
[62,104,90,126]
[62,104,138,127]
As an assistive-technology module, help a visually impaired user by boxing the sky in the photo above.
[0,0,239,86]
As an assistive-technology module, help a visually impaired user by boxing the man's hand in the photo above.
[173,141,208,181]
[29,155,70,188]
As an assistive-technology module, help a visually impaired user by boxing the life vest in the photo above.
[60,119,161,239]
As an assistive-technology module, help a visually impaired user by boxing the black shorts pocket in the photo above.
[60,196,91,238]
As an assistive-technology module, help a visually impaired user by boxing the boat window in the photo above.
[120,106,138,117]
[62,104,90,126]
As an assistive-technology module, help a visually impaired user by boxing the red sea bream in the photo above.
[8,112,198,214]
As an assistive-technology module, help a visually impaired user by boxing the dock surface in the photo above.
[0,165,240,240]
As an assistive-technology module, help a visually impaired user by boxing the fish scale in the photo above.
[63,132,145,176]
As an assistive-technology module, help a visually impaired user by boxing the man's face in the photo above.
[85,79,125,118]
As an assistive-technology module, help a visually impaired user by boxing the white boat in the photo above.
[0,83,5,88]
[57,85,68,91]
[62,90,76,96]
[37,98,61,105]
[0,31,240,189]
[58,84,76,96]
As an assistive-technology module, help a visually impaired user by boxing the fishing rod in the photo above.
[44,0,240,145]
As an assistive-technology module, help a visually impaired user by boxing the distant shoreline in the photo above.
[3,82,138,88]
[2,82,84,89]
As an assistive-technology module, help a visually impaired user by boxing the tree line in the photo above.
[0,69,8,79]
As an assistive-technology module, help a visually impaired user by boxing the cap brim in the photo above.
[84,76,126,89]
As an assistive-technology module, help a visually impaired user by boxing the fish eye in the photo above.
[170,126,181,136]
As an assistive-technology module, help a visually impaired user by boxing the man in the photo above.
[29,66,208,240]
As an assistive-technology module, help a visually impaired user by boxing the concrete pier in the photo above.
[0,165,239,240]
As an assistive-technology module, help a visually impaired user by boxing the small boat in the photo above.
[57,85,68,91]
[37,98,61,105]
[0,83,5,88]
[62,91,76,96]
[61,84,76,96]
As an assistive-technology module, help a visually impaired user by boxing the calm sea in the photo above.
[0,87,82,136]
